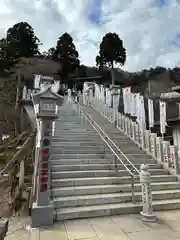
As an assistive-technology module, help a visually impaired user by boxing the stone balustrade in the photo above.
[90,95,180,176]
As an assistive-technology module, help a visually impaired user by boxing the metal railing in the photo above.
[72,99,140,203]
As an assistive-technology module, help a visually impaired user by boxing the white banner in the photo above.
[131,93,137,116]
[123,87,131,114]
[34,75,41,89]
[137,95,145,124]
[148,99,154,128]
[160,101,167,134]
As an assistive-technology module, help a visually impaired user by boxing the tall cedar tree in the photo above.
[0,22,41,70]
[96,32,126,84]
[53,33,80,84]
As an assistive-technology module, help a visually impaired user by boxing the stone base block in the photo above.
[140,211,157,222]
[31,202,54,228]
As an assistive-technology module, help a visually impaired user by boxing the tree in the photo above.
[53,33,80,85]
[0,38,14,72]
[148,66,166,77]
[0,22,41,66]
[0,22,42,106]
[40,47,56,59]
[96,32,126,85]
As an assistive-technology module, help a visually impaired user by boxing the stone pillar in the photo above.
[121,115,125,132]
[119,113,123,130]
[150,133,157,159]
[140,126,146,150]
[132,122,136,141]
[169,145,180,174]
[102,103,105,116]
[124,117,128,135]
[127,118,131,137]
[156,137,163,164]
[140,164,156,222]
[135,123,140,144]
[117,112,120,128]
[145,130,151,154]
[113,108,118,127]
[109,108,114,123]
[129,119,133,138]
[162,141,170,167]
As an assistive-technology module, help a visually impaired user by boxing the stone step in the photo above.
[51,163,160,171]
[52,146,109,151]
[53,129,95,133]
[52,135,102,140]
[50,155,156,164]
[52,175,176,187]
[52,142,106,147]
[52,182,180,197]
[53,132,99,136]
[52,145,141,153]
[52,149,112,154]
[53,189,180,208]
[55,198,180,220]
[52,138,103,143]
[53,135,101,139]
[51,154,113,160]
[51,169,165,179]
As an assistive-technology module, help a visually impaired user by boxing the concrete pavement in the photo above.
[5,210,180,240]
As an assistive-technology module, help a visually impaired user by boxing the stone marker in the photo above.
[140,164,156,222]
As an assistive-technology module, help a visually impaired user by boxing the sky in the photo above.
[0,0,180,72]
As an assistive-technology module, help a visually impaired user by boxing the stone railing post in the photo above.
[145,130,151,154]
[124,117,127,135]
[140,164,156,222]
[117,112,121,129]
[127,118,131,137]
[113,108,118,127]
[104,105,108,119]
[31,86,63,227]
[156,137,163,164]
[150,133,157,159]
[140,126,146,150]
[119,113,123,131]
[132,121,136,142]
[135,123,140,145]
[169,145,180,174]
[121,114,125,132]
[162,141,170,167]
[110,107,113,122]
[111,86,120,125]
[106,106,109,120]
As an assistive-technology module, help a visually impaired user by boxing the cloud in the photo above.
[0,0,180,72]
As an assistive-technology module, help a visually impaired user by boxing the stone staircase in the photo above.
[51,102,180,221]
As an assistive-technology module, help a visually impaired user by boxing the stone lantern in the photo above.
[31,86,63,228]
[33,85,64,118]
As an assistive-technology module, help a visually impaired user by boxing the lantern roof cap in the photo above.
[33,86,63,100]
